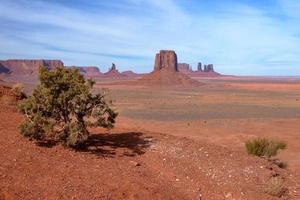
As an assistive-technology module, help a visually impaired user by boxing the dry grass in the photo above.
[265,177,287,197]
[245,137,287,158]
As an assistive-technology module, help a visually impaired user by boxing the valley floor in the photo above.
[1,77,300,199]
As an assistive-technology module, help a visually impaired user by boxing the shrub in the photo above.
[19,66,117,148]
[245,137,286,158]
[265,177,287,197]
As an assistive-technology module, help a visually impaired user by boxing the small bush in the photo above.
[19,66,117,148]
[245,137,286,158]
[265,177,287,197]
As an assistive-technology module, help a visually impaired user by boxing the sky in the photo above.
[0,0,300,75]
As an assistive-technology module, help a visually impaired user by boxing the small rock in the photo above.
[225,192,232,198]
[129,161,141,167]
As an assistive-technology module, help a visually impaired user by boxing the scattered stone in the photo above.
[225,192,232,199]
[129,161,141,167]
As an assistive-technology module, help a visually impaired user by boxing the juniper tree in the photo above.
[19,66,117,148]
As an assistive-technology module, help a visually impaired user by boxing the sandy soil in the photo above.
[103,80,300,174]
[1,77,300,199]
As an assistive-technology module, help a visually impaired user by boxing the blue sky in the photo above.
[0,0,300,75]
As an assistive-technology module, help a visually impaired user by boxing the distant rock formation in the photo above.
[178,61,220,77]
[79,66,100,74]
[178,63,192,74]
[138,50,202,87]
[154,50,178,72]
[74,66,102,77]
[197,62,202,72]
[110,63,117,71]
[203,64,214,72]
[0,59,64,75]
[104,63,125,77]
[0,63,10,74]
[121,70,140,77]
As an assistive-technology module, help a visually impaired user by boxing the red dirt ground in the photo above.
[0,86,299,200]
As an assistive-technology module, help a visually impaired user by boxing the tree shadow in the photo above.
[77,132,153,158]
[35,140,58,148]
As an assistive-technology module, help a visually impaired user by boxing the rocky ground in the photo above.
[0,87,298,199]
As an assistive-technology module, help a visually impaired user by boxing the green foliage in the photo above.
[19,66,117,148]
[245,137,287,158]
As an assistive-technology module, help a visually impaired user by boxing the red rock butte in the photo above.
[137,50,202,87]
[154,50,178,72]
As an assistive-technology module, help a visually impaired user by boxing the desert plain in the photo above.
[1,74,300,200]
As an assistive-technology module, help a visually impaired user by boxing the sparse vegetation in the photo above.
[19,66,117,148]
[265,177,287,197]
[245,137,287,158]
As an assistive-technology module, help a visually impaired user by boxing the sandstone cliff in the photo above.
[154,50,178,72]
[0,59,64,75]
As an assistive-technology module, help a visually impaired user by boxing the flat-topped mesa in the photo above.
[78,66,100,74]
[0,59,64,75]
[74,66,102,77]
[121,70,139,77]
[154,50,178,72]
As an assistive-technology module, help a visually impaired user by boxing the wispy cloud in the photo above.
[0,0,300,75]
